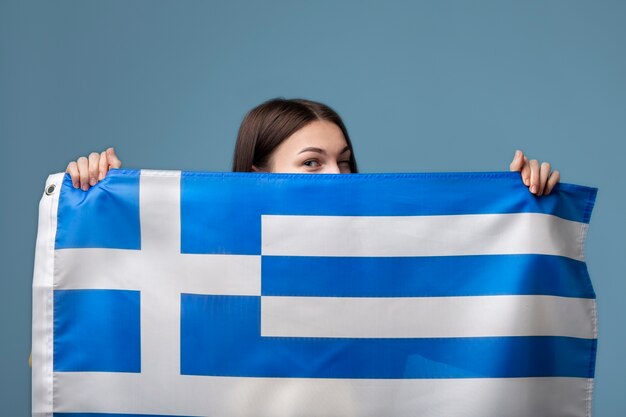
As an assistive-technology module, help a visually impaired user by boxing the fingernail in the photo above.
[73,182,79,189]
[515,150,521,158]
[524,178,529,186]
[89,177,96,186]
[531,185,537,194]
[82,184,89,191]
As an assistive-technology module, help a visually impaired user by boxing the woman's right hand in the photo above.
[66,147,122,191]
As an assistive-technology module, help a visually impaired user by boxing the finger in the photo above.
[544,170,560,195]
[521,156,530,186]
[77,156,90,191]
[88,152,100,186]
[106,147,122,169]
[66,161,80,188]
[98,151,109,180]
[509,150,524,172]
[529,159,540,194]
[538,162,551,195]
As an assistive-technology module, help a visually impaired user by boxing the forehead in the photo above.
[278,121,348,154]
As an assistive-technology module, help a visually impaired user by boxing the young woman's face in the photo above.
[255,120,352,174]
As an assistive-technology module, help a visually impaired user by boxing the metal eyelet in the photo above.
[45,184,56,195]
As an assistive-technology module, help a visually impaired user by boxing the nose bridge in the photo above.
[323,161,341,174]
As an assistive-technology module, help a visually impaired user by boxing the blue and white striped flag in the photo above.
[32,169,598,417]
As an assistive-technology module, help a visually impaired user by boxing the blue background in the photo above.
[0,0,623,415]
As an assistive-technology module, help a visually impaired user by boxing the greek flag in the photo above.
[32,170,598,417]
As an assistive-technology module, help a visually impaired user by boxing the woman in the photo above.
[65,98,560,194]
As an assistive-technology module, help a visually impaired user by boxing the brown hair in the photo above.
[232,98,358,172]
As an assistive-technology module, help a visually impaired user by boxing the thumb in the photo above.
[509,150,524,172]
[106,147,122,168]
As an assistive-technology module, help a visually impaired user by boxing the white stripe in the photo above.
[261,295,596,339]
[261,213,587,260]
[54,249,261,295]
[139,171,182,377]
[32,173,64,417]
[53,372,592,417]
[139,170,182,252]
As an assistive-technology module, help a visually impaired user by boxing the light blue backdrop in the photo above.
[1,0,624,415]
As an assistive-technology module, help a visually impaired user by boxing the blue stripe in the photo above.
[262,254,595,298]
[180,295,596,379]
[54,289,141,373]
[56,171,141,250]
[180,171,597,255]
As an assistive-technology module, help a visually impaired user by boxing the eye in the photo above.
[339,160,352,173]
[303,159,321,167]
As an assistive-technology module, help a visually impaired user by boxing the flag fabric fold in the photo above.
[32,170,598,417]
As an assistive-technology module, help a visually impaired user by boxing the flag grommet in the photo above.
[45,184,56,195]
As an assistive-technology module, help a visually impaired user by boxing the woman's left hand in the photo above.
[509,150,560,196]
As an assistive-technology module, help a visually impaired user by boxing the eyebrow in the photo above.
[297,146,351,155]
